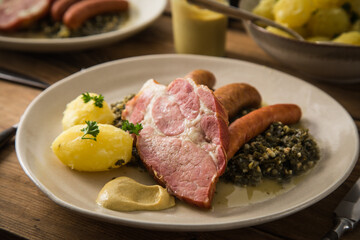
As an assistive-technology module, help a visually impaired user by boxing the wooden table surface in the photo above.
[1,3,360,240]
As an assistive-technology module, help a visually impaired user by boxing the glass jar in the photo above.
[171,0,228,56]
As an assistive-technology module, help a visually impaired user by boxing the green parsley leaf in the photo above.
[121,120,143,135]
[81,121,100,141]
[81,92,104,108]
[93,94,104,108]
[82,92,92,103]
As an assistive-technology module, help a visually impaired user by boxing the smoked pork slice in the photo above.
[0,0,50,31]
[122,78,229,208]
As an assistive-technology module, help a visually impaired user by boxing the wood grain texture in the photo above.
[0,10,360,240]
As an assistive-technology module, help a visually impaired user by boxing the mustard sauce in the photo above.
[96,177,175,211]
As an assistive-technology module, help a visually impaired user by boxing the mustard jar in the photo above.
[171,0,228,56]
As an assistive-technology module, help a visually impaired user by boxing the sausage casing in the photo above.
[51,0,80,21]
[63,0,129,30]
[214,83,262,120]
[227,104,302,160]
[184,69,216,89]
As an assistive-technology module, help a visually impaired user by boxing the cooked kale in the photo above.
[221,122,320,186]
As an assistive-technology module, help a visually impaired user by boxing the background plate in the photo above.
[0,0,167,52]
[16,54,359,231]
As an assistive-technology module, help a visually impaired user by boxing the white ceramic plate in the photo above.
[0,0,167,52]
[16,54,359,231]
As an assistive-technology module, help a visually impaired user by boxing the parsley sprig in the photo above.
[121,120,143,135]
[82,92,104,108]
[81,121,100,141]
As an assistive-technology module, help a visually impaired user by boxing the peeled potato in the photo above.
[51,124,133,171]
[313,0,346,8]
[333,31,360,45]
[273,0,315,28]
[252,0,277,20]
[307,7,350,38]
[266,26,294,38]
[62,93,115,130]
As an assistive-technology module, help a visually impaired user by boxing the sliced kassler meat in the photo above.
[0,0,50,31]
[122,78,229,208]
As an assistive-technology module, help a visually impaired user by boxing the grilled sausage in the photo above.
[227,104,302,160]
[63,0,129,30]
[184,69,216,89]
[51,0,80,21]
[214,83,262,120]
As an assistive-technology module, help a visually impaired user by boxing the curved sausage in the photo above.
[0,0,51,31]
[63,0,129,30]
[51,0,80,21]
[214,83,262,120]
[227,104,302,160]
[184,69,216,89]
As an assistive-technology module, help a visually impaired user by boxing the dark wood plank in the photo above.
[0,82,41,131]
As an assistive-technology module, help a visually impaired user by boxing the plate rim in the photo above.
[15,54,360,231]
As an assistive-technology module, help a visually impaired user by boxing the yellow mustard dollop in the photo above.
[96,177,175,211]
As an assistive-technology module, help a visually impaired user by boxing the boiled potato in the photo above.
[251,0,360,46]
[51,124,133,171]
[252,0,277,20]
[273,0,315,28]
[307,7,350,37]
[266,26,294,38]
[266,24,308,39]
[313,0,346,8]
[62,93,115,130]
[333,31,360,45]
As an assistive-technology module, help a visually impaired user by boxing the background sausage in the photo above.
[51,0,80,21]
[63,0,129,30]
[184,69,216,89]
[214,83,262,120]
[227,104,302,160]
